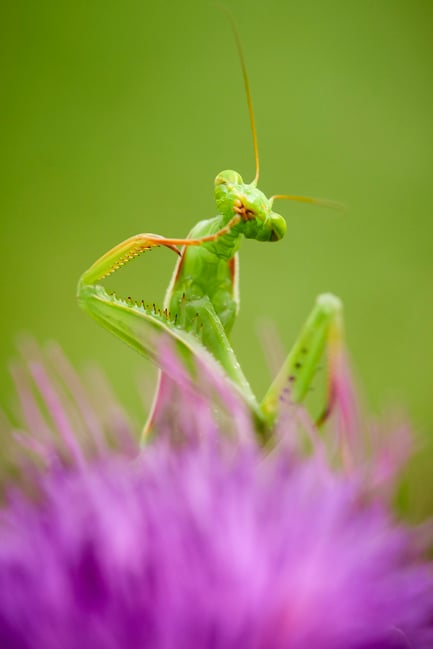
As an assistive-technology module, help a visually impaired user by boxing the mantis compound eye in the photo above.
[215,169,243,186]
[269,212,286,241]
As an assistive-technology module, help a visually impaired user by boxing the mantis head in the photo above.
[214,169,287,242]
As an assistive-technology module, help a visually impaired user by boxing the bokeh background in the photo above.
[1,1,432,507]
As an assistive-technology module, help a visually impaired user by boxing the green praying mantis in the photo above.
[77,19,345,442]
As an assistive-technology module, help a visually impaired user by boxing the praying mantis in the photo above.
[77,18,345,441]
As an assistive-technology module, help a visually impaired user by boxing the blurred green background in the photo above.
[1,0,432,497]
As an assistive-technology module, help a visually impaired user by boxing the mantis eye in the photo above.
[269,212,286,241]
[215,169,243,186]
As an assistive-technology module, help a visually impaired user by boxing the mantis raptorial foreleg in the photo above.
[77,16,347,441]
[78,229,256,402]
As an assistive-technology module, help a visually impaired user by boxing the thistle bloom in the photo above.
[0,341,432,649]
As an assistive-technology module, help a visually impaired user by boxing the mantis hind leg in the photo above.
[260,293,345,426]
[142,372,188,442]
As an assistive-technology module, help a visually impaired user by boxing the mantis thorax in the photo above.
[215,170,286,242]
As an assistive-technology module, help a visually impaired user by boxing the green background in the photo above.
[1,1,432,505]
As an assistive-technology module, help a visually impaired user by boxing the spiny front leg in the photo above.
[260,294,345,426]
[77,233,196,368]
[77,232,260,429]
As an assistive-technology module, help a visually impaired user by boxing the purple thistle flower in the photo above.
[0,341,432,649]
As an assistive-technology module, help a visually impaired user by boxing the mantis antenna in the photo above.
[271,194,345,211]
[222,8,260,186]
